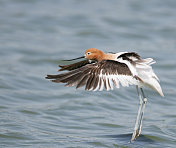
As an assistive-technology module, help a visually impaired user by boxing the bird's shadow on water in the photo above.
[102,133,161,147]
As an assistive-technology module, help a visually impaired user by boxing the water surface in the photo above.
[0,0,176,147]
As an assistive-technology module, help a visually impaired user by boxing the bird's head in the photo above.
[85,48,104,61]
[62,48,104,62]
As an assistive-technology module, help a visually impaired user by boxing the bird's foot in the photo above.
[131,128,141,142]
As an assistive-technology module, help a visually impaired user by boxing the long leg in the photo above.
[138,88,147,135]
[131,86,147,142]
[131,86,143,141]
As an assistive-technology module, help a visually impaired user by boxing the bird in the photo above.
[46,48,164,142]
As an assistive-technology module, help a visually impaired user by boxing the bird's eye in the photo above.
[87,52,91,55]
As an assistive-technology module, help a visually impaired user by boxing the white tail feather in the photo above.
[142,78,164,97]
[136,58,164,97]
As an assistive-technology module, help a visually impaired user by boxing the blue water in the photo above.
[0,0,176,147]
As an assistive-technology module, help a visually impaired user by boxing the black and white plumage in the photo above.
[46,51,163,97]
[46,48,164,141]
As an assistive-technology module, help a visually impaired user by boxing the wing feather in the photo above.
[58,60,94,71]
[46,60,139,91]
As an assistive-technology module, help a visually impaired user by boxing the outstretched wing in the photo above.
[58,60,95,71]
[46,60,140,91]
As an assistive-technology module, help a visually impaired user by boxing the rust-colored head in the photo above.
[85,48,104,61]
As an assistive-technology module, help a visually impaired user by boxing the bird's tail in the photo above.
[144,77,164,97]
[136,58,164,97]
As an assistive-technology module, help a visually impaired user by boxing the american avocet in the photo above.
[46,48,164,141]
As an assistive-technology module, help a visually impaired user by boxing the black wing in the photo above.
[46,60,139,91]
[58,60,95,71]
[118,52,141,63]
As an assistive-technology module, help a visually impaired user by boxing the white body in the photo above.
[106,52,164,97]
